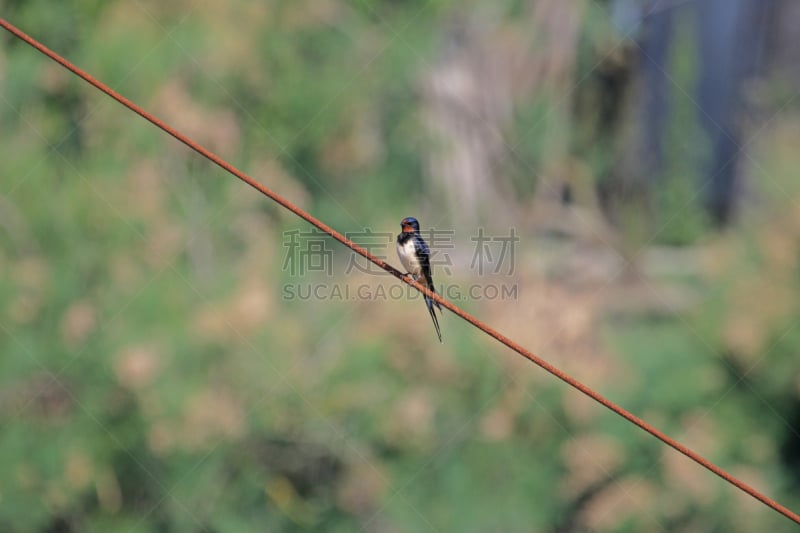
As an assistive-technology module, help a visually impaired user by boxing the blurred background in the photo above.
[2,0,800,531]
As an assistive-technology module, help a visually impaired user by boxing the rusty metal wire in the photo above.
[2,17,798,526]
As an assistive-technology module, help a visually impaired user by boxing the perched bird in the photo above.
[396,217,443,343]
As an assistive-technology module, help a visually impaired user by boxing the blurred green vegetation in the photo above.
[2,1,800,532]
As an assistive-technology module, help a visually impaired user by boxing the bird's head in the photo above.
[400,217,420,233]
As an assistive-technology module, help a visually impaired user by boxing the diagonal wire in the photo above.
[161,259,443,531]
[1,17,798,526]
[590,319,800,528]
[366,0,798,523]
[365,267,670,532]
[131,0,363,226]
[4,8,196,197]
[123,3,442,526]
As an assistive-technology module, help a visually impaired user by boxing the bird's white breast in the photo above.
[397,238,422,278]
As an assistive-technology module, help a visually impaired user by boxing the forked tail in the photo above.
[425,296,443,343]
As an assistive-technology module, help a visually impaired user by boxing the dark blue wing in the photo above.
[413,234,433,282]
[414,234,442,312]
[414,234,442,342]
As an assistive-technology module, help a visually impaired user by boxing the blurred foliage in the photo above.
[2,1,800,532]
[652,14,708,246]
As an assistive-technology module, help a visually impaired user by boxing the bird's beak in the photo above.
[402,224,414,233]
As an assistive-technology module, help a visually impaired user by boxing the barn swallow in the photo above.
[397,217,443,343]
